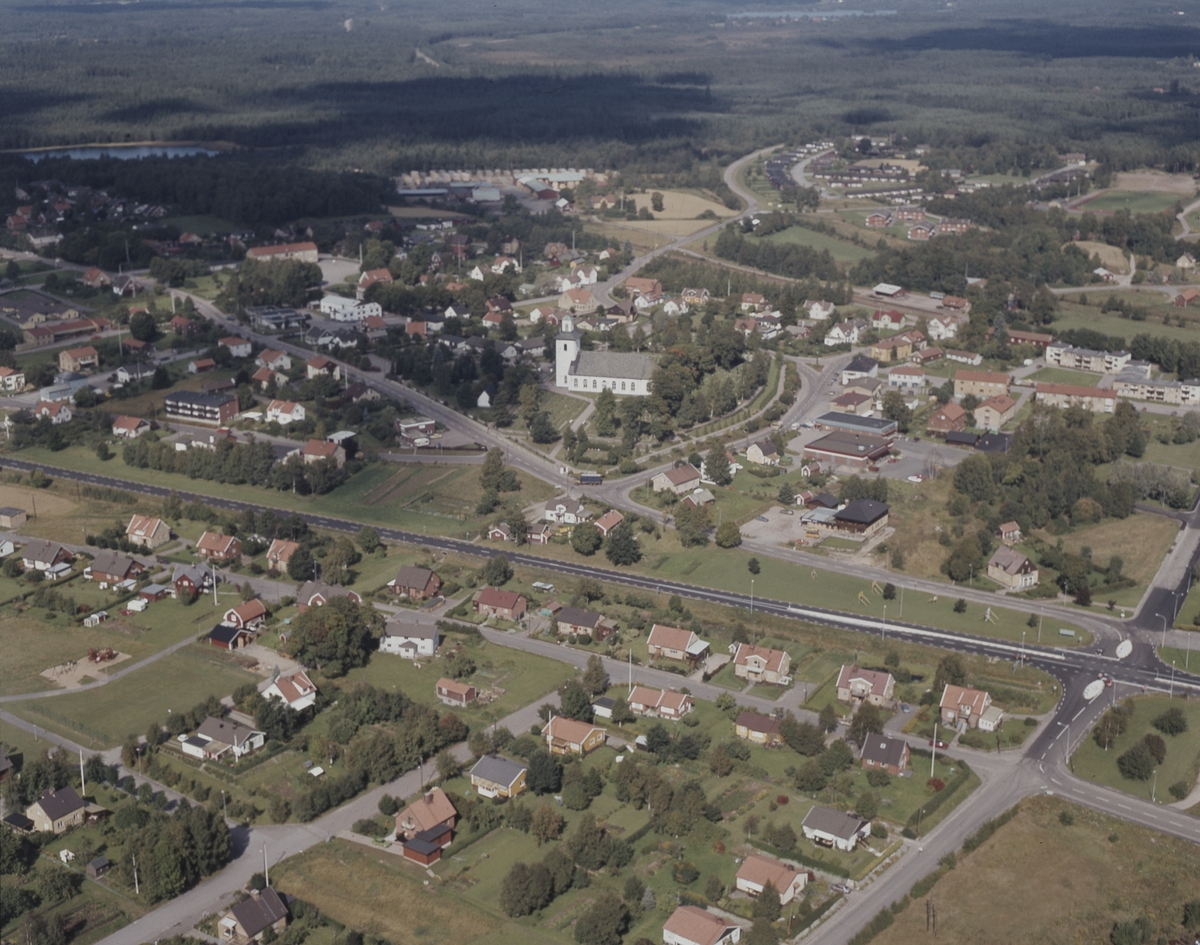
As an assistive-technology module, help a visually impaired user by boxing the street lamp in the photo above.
[1056,720,1072,770]
[1170,660,1176,698]
[1156,613,1168,647]
[882,604,887,638]
[750,579,755,615]
[1152,768,1158,804]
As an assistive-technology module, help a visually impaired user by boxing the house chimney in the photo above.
[424,791,434,805]
[250,888,260,901]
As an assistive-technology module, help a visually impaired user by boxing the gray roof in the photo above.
[383,618,438,640]
[557,606,600,629]
[196,716,261,749]
[860,734,908,769]
[32,786,85,821]
[296,580,356,606]
[470,754,527,788]
[230,888,288,938]
[0,507,24,517]
[802,805,870,839]
[570,350,655,381]
[90,550,140,577]
[22,539,67,565]
[173,563,209,585]
[834,498,890,525]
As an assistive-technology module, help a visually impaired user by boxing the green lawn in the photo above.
[1155,645,1199,673]
[758,225,876,263]
[6,645,259,748]
[1070,694,1200,801]
[1026,366,1104,386]
[1053,299,1200,345]
[1079,191,1185,214]
[345,641,575,720]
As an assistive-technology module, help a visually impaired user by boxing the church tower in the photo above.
[556,314,581,388]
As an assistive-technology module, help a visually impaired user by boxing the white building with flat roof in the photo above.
[319,296,382,321]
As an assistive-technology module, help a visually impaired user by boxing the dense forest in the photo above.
[4,0,1200,182]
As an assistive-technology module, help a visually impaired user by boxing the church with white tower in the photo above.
[555,315,654,396]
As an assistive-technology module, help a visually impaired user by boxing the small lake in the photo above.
[19,144,222,163]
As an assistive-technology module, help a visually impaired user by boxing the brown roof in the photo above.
[836,664,893,697]
[112,415,147,433]
[628,685,663,708]
[227,599,267,624]
[940,684,990,715]
[662,906,734,945]
[437,677,474,699]
[543,715,603,745]
[1036,382,1111,400]
[595,509,624,533]
[267,538,299,563]
[735,711,781,735]
[196,531,237,555]
[736,853,803,892]
[647,623,701,653]
[1000,520,1020,534]
[978,395,1016,412]
[733,643,789,674]
[302,439,338,458]
[271,670,317,705]
[64,345,97,359]
[660,464,701,486]
[476,587,524,611]
[126,514,165,540]
[931,402,966,422]
[955,369,1009,386]
[396,787,457,833]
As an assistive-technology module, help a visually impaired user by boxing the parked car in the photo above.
[930,739,949,749]
[831,883,851,894]
[900,703,911,713]
[756,515,769,522]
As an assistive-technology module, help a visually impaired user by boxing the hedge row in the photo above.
[905,759,973,830]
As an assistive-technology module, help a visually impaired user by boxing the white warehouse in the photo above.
[319,296,382,321]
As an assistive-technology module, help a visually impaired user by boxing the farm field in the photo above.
[1070,694,1200,801]
[10,446,553,538]
[0,480,142,547]
[7,645,259,748]
[1051,299,1200,345]
[870,795,1200,945]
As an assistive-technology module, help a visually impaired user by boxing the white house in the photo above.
[179,717,265,761]
[379,620,440,659]
[319,296,382,321]
[801,806,871,852]
[555,315,654,396]
[218,337,252,359]
[735,854,807,905]
[826,318,866,347]
[927,315,960,341]
[807,300,835,321]
[265,400,306,425]
[544,498,590,525]
[262,670,318,712]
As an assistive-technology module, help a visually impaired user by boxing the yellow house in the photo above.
[542,716,606,755]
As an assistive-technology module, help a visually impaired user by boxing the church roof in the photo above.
[570,350,655,381]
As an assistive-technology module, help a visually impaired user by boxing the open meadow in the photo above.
[870,795,1200,945]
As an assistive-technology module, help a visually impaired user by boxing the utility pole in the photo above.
[930,723,937,778]
[132,855,139,895]
[264,842,269,887]
[79,749,85,796]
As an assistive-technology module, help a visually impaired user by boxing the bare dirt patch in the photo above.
[1068,241,1129,272]
[1112,170,1196,194]
[41,651,131,689]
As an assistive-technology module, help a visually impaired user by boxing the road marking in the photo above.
[1050,778,1062,785]
[1072,707,1086,720]
[1117,803,1132,810]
